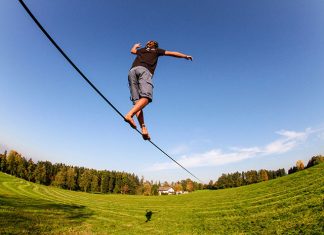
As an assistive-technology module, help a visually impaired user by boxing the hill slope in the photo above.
[0,164,323,234]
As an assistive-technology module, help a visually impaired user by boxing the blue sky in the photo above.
[1,0,324,183]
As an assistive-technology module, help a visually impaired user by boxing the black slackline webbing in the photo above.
[18,0,202,183]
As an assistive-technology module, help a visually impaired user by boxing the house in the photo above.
[158,186,175,195]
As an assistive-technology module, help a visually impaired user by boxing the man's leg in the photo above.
[124,97,149,129]
[125,66,152,137]
[135,108,150,140]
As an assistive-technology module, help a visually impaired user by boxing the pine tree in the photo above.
[306,155,324,168]
[100,172,109,193]
[7,150,18,175]
[276,168,286,177]
[0,153,6,172]
[121,173,130,194]
[113,174,122,194]
[27,159,35,182]
[108,173,115,193]
[232,172,243,187]
[288,166,298,174]
[91,173,99,193]
[16,156,27,179]
[43,161,54,185]
[34,163,47,184]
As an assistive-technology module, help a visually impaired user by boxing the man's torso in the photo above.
[131,47,165,74]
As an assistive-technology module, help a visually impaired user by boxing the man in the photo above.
[124,40,192,140]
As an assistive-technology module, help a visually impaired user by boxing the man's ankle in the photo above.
[125,112,134,118]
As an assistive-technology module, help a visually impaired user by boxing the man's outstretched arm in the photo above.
[165,51,193,61]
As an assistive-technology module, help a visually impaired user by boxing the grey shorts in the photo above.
[128,66,153,104]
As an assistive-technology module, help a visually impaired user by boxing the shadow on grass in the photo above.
[145,210,153,222]
[0,194,93,234]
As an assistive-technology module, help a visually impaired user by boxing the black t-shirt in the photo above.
[131,47,166,74]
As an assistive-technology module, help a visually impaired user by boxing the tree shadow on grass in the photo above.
[0,194,93,234]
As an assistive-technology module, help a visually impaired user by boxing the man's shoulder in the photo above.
[157,48,166,56]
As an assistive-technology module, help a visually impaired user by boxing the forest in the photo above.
[0,149,323,194]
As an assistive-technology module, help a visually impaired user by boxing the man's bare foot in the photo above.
[124,115,136,129]
[141,124,151,140]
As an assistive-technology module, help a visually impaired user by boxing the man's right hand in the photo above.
[134,43,141,48]
[131,43,141,54]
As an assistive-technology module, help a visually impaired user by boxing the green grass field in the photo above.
[0,164,323,234]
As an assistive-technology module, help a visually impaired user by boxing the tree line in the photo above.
[0,149,203,195]
[206,168,286,190]
[0,150,141,194]
[287,156,324,174]
[1,149,322,194]
[206,155,324,190]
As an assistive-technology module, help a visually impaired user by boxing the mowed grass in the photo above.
[0,164,323,234]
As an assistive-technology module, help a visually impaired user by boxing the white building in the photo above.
[158,186,175,195]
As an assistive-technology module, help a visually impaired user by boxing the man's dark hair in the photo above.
[146,40,159,49]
